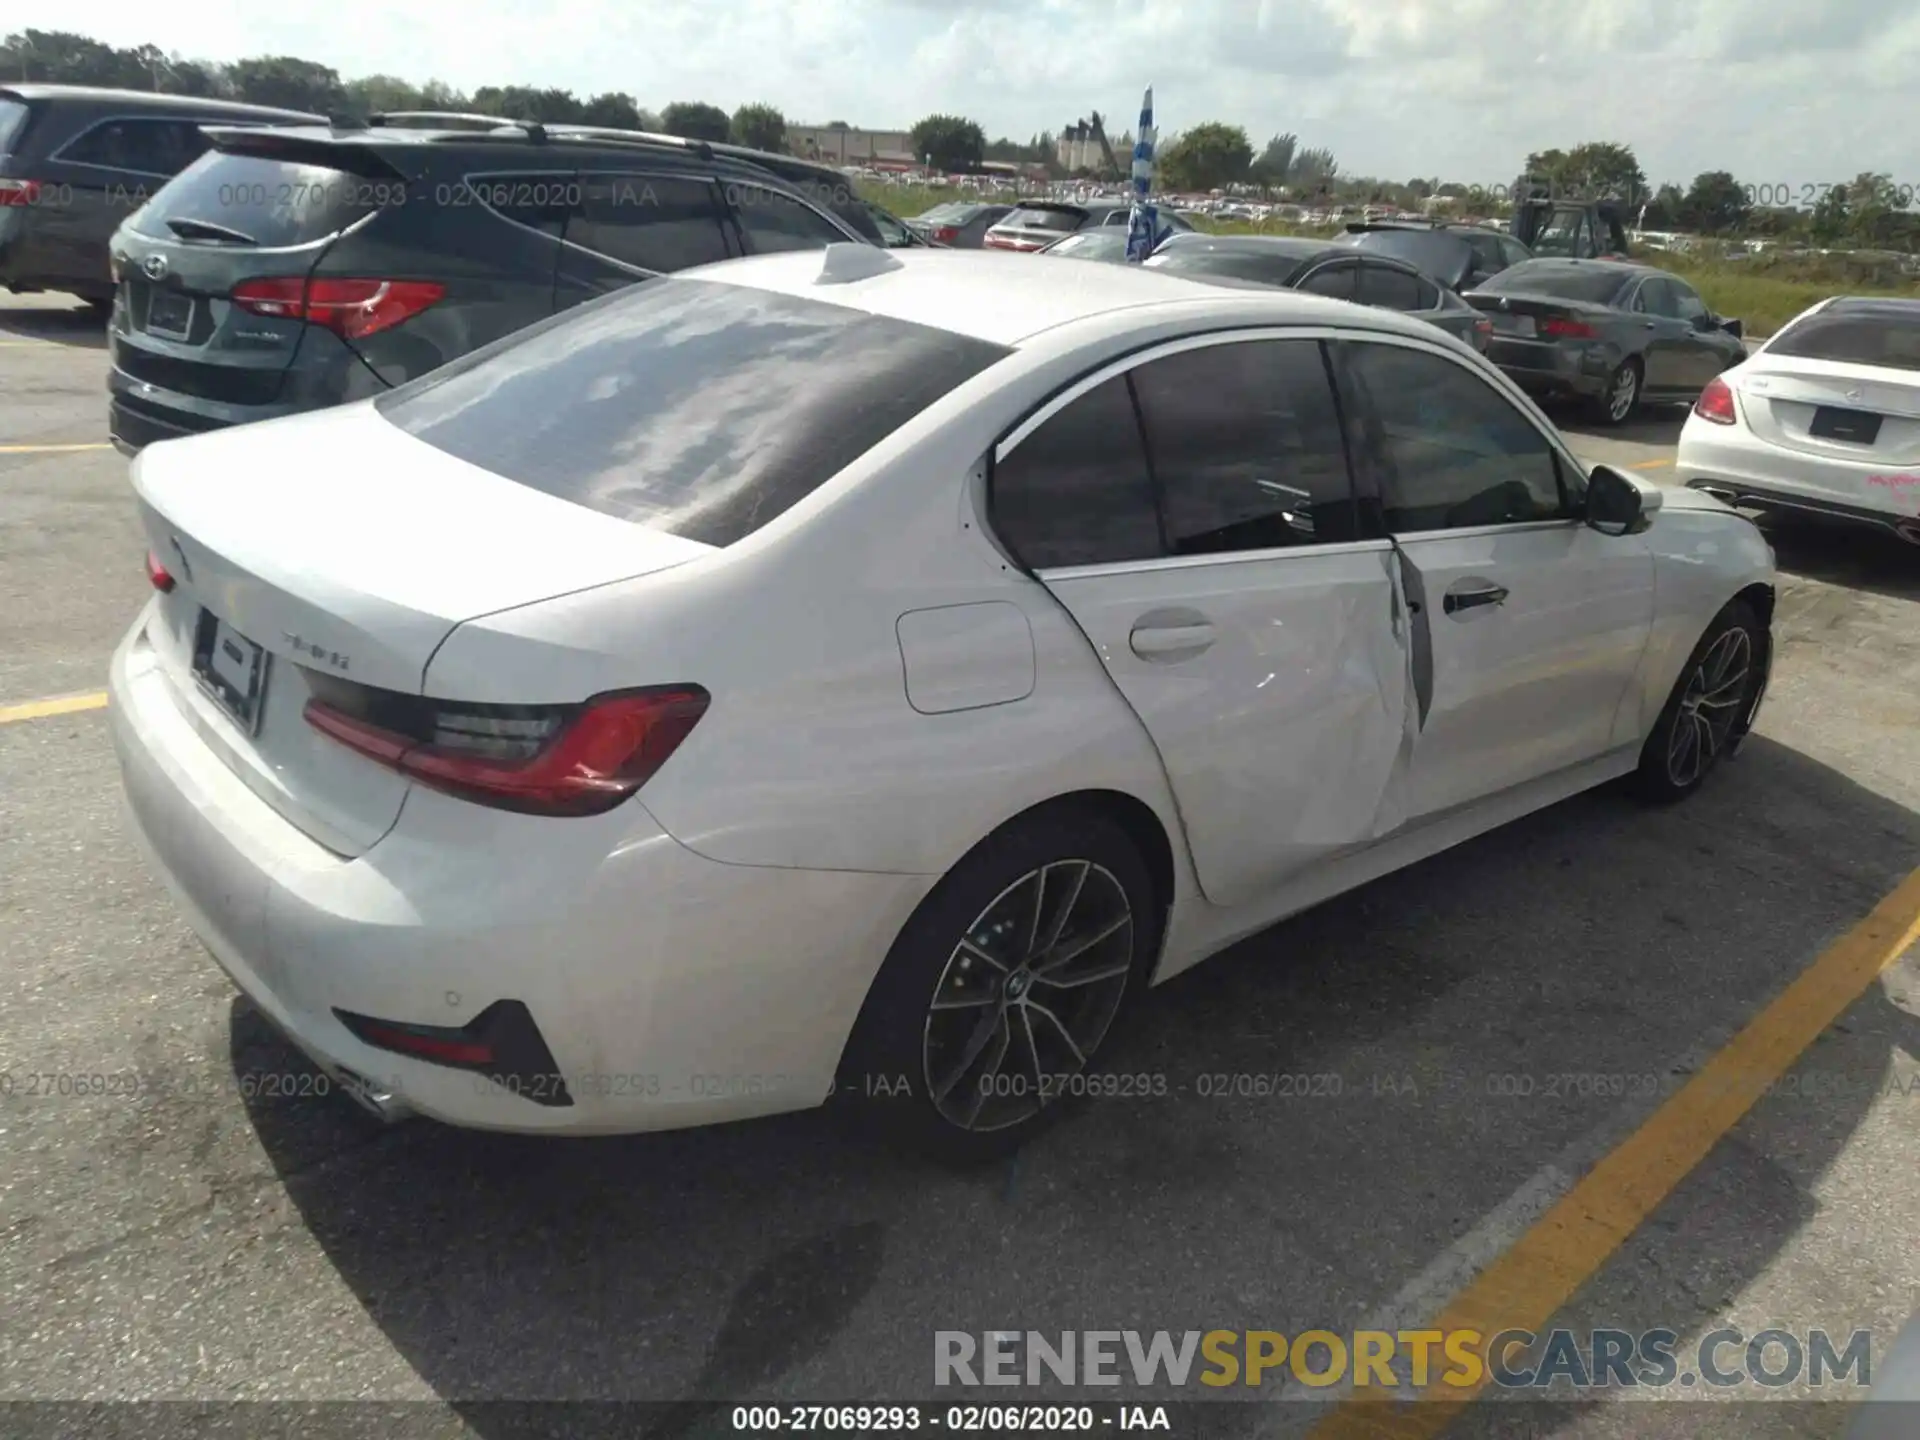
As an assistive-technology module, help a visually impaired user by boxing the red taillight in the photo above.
[1541,316,1597,338]
[231,277,444,340]
[352,1021,494,1066]
[145,551,175,592]
[933,226,959,243]
[304,686,710,816]
[1694,376,1738,425]
[0,179,41,206]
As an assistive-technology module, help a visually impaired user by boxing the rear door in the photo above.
[553,169,735,306]
[991,332,1415,909]
[109,141,396,408]
[1336,337,1654,819]
[1666,276,1738,387]
[35,115,213,291]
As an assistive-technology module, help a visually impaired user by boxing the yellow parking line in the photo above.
[0,691,109,725]
[0,442,113,453]
[1308,863,1920,1440]
[1629,458,1673,470]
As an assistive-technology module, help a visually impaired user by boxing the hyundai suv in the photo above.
[106,119,884,452]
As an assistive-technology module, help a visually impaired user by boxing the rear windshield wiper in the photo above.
[164,216,258,245]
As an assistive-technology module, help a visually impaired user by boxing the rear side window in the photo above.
[1131,339,1358,550]
[60,118,210,176]
[1355,263,1424,310]
[0,98,32,155]
[130,151,378,246]
[991,375,1163,569]
[1298,263,1354,299]
[375,278,1011,548]
[1769,311,1920,371]
[1478,263,1628,305]
[565,174,731,272]
[726,183,849,253]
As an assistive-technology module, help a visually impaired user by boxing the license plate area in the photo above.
[192,610,270,734]
[145,288,197,341]
[1809,406,1882,445]
[1491,313,1536,337]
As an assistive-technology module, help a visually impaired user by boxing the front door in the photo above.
[1335,337,1655,820]
[989,332,1415,910]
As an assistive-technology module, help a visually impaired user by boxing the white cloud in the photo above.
[19,0,1920,185]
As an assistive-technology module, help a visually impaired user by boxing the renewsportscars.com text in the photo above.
[934,1328,1872,1391]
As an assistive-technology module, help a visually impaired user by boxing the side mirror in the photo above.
[1585,464,1663,536]
[1720,316,1744,339]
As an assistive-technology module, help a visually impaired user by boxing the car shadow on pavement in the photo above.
[232,733,1920,1433]
[1553,403,1688,451]
[0,297,108,350]
[1762,516,1920,604]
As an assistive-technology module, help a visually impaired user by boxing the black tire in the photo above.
[1630,599,1764,803]
[1589,357,1642,427]
[83,296,114,321]
[834,804,1158,1165]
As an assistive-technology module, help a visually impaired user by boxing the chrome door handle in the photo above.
[1129,622,1216,658]
[1443,584,1509,616]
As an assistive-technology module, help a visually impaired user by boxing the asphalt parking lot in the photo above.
[3,291,1920,1440]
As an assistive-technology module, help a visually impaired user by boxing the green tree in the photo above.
[1248,133,1297,196]
[1523,141,1646,204]
[1681,171,1749,234]
[909,113,986,172]
[1809,182,1851,244]
[1641,182,1685,230]
[228,55,347,114]
[660,101,731,143]
[1846,172,1898,248]
[579,92,643,128]
[2,29,143,86]
[1288,145,1338,192]
[345,74,427,116]
[730,102,788,154]
[1158,121,1253,193]
[469,86,587,123]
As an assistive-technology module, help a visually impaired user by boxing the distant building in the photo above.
[1055,120,1132,176]
[788,124,917,168]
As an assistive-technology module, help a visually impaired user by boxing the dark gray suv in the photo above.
[0,84,321,311]
[106,119,884,452]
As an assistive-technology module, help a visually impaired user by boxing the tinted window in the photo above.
[1478,262,1629,305]
[991,375,1162,569]
[727,182,849,253]
[130,151,375,246]
[1046,230,1129,262]
[1464,233,1504,271]
[62,118,208,175]
[0,98,31,154]
[463,171,574,236]
[1668,280,1709,321]
[1354,262,1423,310]
[1638,278,1682,318]
[1347,343,1566,531]
[1299,263,1354,299]
[1149,249,1303,287]
[1131,339,1357,551]
[566,174,730,272]
[1498,237,1531,267]
[377,278,1011,548]
[1002,205,1085,231]
[1769,310,1920,371]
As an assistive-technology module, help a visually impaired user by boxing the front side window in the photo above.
[726,182,850,253]
[1130,339,1358,551]
[1344,342,1567,532]
[990,375,1163,569]
[377,278,1010,548]
[1354,262,1423,311]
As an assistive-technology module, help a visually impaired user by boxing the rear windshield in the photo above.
[129,149,382,247]
[1477,262,1629,304]
[1046,230,1128,261]
[374,278,1013,547]
[1342,231,1471,285]
[1003,205,1085,230]
[0,98,31,155]
[1147,249,1302,287]
[1768,311,1920,372]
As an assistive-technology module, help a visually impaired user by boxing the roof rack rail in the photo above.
[369,110,516,132]
[327,113,369,131]
[541,124,714,159]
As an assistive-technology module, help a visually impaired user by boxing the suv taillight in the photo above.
[0,179,40,206]
[1694,376,1738,425]
[231,277,444,340]
[305,685,709,816]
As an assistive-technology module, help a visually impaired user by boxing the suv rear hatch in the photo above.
[985,203,1088,252]
[110,131,412,413]
[130,402,713,857]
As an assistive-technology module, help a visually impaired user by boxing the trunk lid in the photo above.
[107,137,403,408]
[1736,358,1920,466]
[1465,290,1613,341]
[130,404,714,855]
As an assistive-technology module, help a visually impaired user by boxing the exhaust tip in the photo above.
[1894,520,1920,547]
[331,1064,412,1123]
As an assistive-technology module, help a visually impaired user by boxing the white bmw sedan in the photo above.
[1677,295,1920,545]
[109,245,1776,1160]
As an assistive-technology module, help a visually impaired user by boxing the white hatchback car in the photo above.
[1677,295,1920,545]
[109,246,1776,1160]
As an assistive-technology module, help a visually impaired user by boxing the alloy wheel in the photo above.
[1608,364,1639,422]
[1665,627,1753,788]
[921,859,1134,1133]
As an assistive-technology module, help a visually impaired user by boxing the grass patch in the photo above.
[860,183,1920,337]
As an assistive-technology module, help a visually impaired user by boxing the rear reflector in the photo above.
[145,551,175,592]
[231,277,445,340]
[0,179,41,206]
[1694,376,1738,425]
[1542,316,1597,338]
[305,685,710,816]
[334,1000,573,1106]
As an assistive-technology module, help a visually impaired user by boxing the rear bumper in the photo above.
[1676,423,1919,534]
[108,607,934,1135]
[1485,338,1614,399]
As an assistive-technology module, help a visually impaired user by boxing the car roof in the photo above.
[675,246,1446,348]
[0,84,318,120]
[1826,296,1920,317]
[1504,257,1653,277]
[1157,234,1332,260]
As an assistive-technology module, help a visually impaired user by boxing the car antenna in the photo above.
[519,119,547,143]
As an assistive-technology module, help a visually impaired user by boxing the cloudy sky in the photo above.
[22,0,1920,187]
